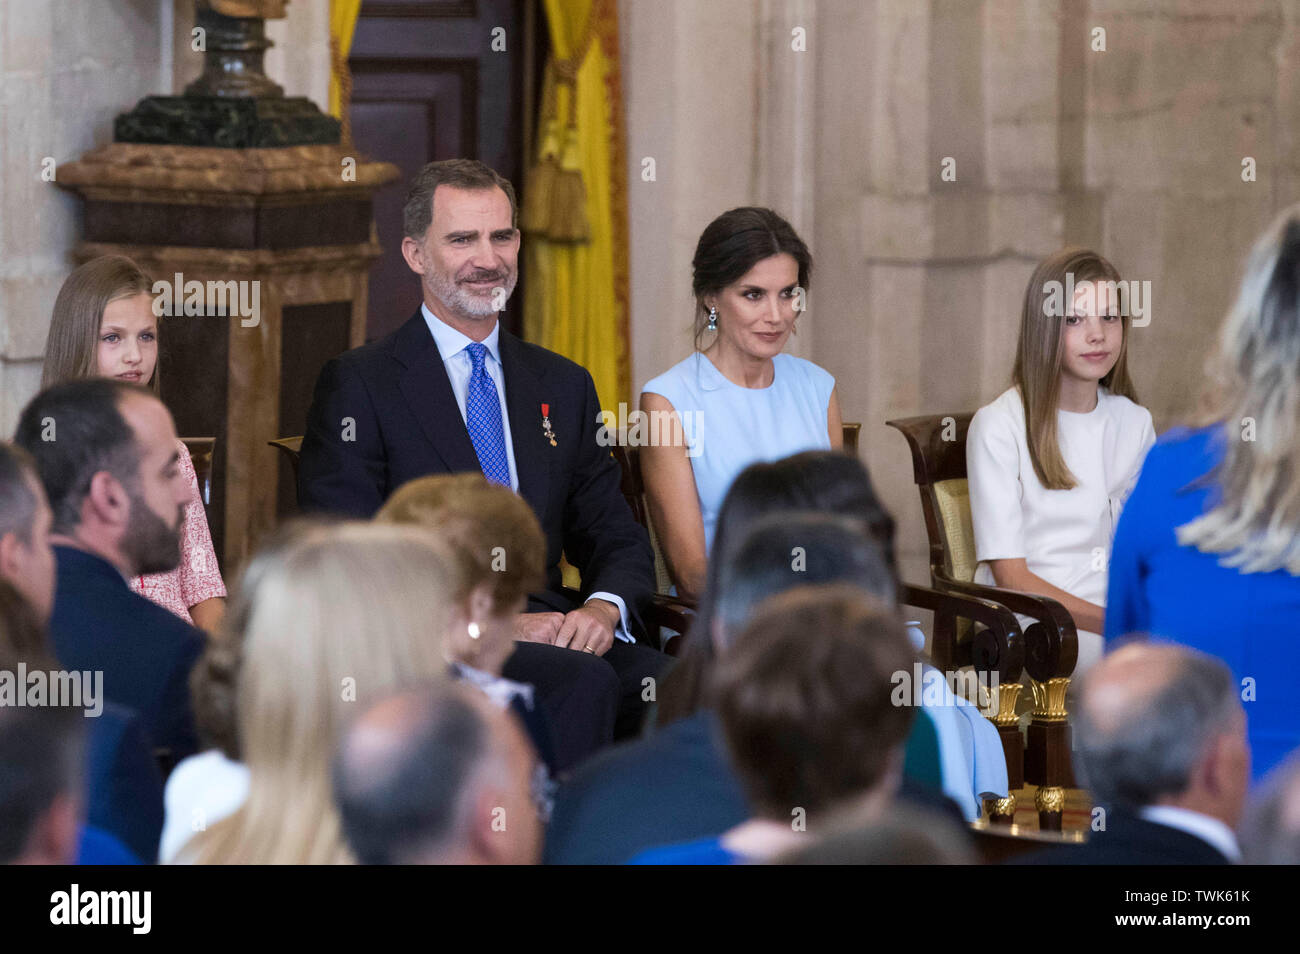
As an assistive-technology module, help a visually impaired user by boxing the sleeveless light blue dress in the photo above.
[641,351,835,552]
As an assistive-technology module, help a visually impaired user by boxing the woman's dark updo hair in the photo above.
[692,207,813,349]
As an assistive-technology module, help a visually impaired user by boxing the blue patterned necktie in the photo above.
[464,342,512,487]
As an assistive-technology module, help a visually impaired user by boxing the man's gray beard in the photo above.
[428,268,518,319]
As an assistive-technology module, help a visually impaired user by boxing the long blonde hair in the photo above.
[1177,207,1300,573]
[182,521,457,865]
[1012,247,1140,489]
[42,255,159,393]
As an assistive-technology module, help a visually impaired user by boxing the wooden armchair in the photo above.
[886,413,1079,830]
[269,435,303,485]
[181,436,217,520]
[618,422,1033,820]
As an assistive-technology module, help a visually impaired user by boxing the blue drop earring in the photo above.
[707,306,718,331]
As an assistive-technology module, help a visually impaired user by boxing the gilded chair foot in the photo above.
[1035,785,1065,832]
[985,794,1016,825]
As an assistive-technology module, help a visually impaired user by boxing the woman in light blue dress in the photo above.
[640,207,842,601]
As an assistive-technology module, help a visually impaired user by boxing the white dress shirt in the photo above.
[421,305,632,642]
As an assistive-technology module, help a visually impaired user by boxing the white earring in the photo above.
[467,621,481,640]
[707,306,718,331]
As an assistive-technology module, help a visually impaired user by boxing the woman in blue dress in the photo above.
[1107,207,1300,782]
[640,207,842,601]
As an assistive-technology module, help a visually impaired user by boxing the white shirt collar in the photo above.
[452,662,535,710]
[421,303,502,365]
[1138,804,1241,862]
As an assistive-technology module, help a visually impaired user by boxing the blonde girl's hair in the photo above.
[1012,246,1140,490]
[182,520,457,865]
[376,473,545,612]
[42,255,159,394]
[1177,208,1300,573]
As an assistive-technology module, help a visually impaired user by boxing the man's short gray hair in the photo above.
[1074,645,1240,807]
[402,159,518,241]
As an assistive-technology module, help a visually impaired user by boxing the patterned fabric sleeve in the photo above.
[175,440,227,607]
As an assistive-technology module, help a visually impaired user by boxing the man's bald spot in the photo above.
[1081,643,1186,734]
[339,684,496,784]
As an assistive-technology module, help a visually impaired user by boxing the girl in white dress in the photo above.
[967,247,1155,676]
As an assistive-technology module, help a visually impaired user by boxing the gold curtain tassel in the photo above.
[546,123,591,242]
[522,118,562,233]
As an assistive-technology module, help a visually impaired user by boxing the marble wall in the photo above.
[0,0,163,435]
[621,0,1300,588]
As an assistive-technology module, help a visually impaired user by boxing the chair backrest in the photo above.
[884,414,976,583]
[842,422,861,455]
[611,444,675,594]
[181,437,217,507]
[268,436,304,484]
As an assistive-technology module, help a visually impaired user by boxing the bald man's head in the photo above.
[1074,643,1248,821]
[332,683,539,865]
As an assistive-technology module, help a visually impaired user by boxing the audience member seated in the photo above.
[2,448,165,860]
[14,379,205,762]
[1240,749,1300,864]
[333,683,540,865]
[639,207,841,600]
[0,577,163,863]
[42,255,227,632]
[0,696,85,865]
[658,450,1006,818]
[173,522,456,863]
[158,529,312,861]
[376,474,560,774]
[298,158,667,755]
[0,443,56,624]
[968,247,1155,678]
[546,506,962,865]
[1014,643,1248,865]
[774,803,975,865]
[630,586,915,864]
[0,646,137,865]
[1107,210,1300,780]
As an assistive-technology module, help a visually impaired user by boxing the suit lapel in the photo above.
[499,331,552,514]
[393,310,482,475]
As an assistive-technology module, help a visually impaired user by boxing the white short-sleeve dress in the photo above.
[966,386,1156,675]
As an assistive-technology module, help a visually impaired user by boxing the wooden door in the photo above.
[349,0,534,340]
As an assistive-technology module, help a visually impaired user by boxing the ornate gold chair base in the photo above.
[1035,786,1066,832]
[984,794,1016,825]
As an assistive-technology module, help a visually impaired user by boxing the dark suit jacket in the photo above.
[298,310,655,631]
[86,702,165,864]
[1011,806,1232,865]
[49,546,203,761]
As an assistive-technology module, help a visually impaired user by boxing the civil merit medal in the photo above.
[542,403,557,446]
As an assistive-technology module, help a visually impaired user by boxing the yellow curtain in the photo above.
[524,0,630,414]
[328,0,363,131]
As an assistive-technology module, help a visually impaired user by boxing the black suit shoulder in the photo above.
[50,548,203,758]
[1008,810,1231,866]
[505,333,588,380]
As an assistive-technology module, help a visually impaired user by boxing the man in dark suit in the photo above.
[1014,643,1249,865]
[0,442,56,625]
[299,159,668,767]
[15,379,204,762]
